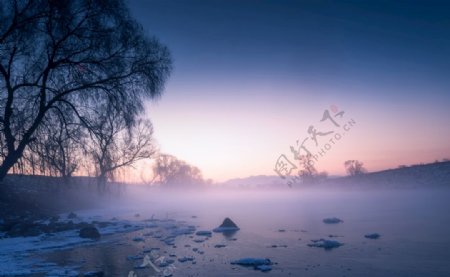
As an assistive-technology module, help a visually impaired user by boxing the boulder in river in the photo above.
[231,258,272,266]
[67,212,77,219]
[79,225,100,240]
[364,233,381,239]
[322,217,343,224]
[213,217,240,233]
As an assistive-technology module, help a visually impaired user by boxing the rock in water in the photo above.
[231,258,272,266]
[322,217,343,224]
[213,217,240,233]
[364,233,381,239]
[79,226,100,240]
[178,256,194,263]
[67,212,77,219]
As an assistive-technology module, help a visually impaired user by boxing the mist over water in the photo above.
[86,185,450,276]
[1,1,449,276]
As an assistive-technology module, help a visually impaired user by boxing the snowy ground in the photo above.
[0,209,150,276]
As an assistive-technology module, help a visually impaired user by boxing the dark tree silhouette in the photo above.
[30,110,82,178]
[0,0,171,181]
[294,153,327,184]
[344,160,366,176]
[86,105,156,188]
[298,153,318,182]
[152,154,204,187]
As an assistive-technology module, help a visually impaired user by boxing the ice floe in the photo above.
[195,230,212,236]
[308,239,343,250]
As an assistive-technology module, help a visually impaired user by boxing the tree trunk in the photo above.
[0,151,22,181]
[97,172,108,192]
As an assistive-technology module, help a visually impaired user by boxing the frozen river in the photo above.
[3,187,450,276]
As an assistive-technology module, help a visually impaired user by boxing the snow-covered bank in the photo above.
[0,208,196,276]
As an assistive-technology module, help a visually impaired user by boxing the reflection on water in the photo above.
[45,188,450,276]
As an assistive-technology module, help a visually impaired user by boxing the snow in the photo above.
[0,228,90,275]
[83,271,105,277]
[0,209,154,276]
[0,209,200,276]
[45,268,80,277]
[231,258,274,272]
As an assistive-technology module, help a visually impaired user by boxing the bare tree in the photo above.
[298,153,318,182]
[152,154,204,187]
[8,108,82,178]
[344,160,366,176]
[293,153,327,184]
[34,110,82,178]
[86,105,156,188]
[0,0,171,181]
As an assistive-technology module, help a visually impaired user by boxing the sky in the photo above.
[127,0,450,182]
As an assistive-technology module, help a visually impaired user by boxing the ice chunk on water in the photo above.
[308,239,343,250]
[178,256,194,263]
[256,265,272,272]
[195,230,212,236]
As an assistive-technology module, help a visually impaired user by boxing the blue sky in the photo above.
[128,0,450,181]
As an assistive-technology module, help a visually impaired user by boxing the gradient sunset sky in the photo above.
[128,0,450,182]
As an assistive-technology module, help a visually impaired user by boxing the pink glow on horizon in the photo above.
[144,84,450,182]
